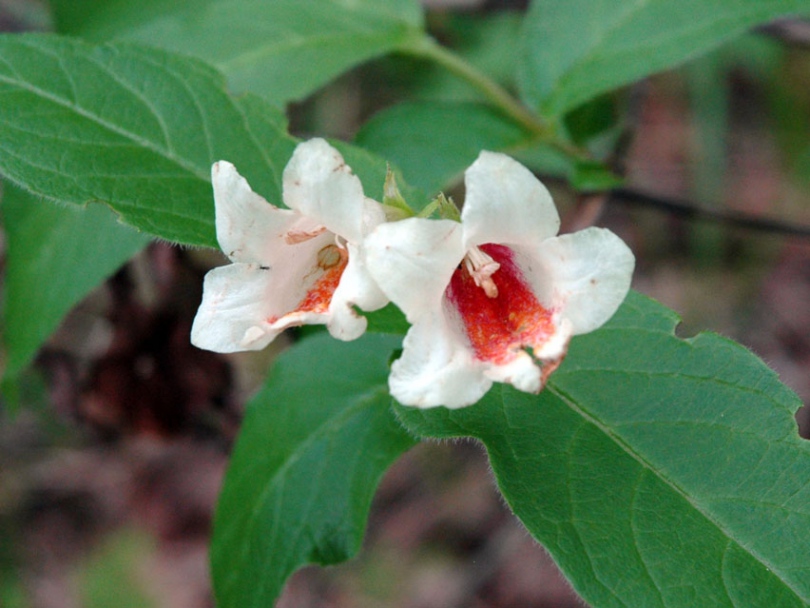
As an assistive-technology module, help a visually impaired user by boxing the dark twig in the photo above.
[608,187,810,240]
[758,18,810,50]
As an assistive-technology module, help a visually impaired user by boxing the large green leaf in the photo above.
[397,291,810,607]
[0,34,297,247]
[0,34,404,248]
[48,0,199,35]
[1,185,150,380]
[518,0,810,118]
[49,0,425,106]
[211,333,415,608]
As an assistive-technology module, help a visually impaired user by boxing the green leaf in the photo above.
[0,34,413,247]
[356,101,562,195]
[363,303,409,335]
[396,291,810,607]
[211,333,415,608]
[1,186,150,380]
[563,93,619,145]
[518,0,810,118]
[570,160,623,192]
[50,0,425,106]
[355,100,608,196]
[0,33,296,247]
[48,0,193,35]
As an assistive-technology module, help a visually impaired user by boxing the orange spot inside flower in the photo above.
[446,244,556,365]
[296,244,349,314]
[267,244,348,324]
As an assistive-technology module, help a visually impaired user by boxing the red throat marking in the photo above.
[267,244,349,324]
[446,243,555,365]
[296,244,349,314]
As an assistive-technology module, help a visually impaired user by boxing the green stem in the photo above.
[402,36,548,136]
[400,35,587,160]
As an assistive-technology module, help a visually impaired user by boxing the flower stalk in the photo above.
[398,35,589,162]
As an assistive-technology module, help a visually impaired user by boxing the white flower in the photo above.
[365,151,634,409]
[191,138,388,353]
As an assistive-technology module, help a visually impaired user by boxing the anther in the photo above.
[463,247,500,298]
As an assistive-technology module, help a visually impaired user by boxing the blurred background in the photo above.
[2,0,810,606]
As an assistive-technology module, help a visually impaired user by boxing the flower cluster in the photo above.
[192,139,635,409]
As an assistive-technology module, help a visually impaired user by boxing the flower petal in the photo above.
[389,310,491,409]
[484,316,571,393]
[212,161,301,264]
[283,139,380,243]
[364,217,463,320]
[191,263,284,353]
[526,227,635,335]
[461,151,560,249]
[483,353,542,393]
[326,242,389,341]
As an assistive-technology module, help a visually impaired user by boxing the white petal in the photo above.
[483,353,542,394]
[389,310,491,409]
[337,242,390,312]
[268,310,330,333]
[212,161,301,264]
[365,218,463,320]
[483,318,571,394]
[461,151,560,249]
[360,196,387,235]
[191,263,284,353]
[325,304,367,341]
[527,227,634,335]
[283,139,377,243]
[325,242,389,341]
[533,317,572,360]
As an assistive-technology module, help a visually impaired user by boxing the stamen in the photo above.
[267,245,349,327]
[285,225,327,244]
[297,245,349,315]
[316,244,343,270]
[463,246,500,298]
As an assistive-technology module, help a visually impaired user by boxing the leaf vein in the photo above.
[549,385,808,603]
[0,64,207,182]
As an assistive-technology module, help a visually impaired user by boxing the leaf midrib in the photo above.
[0,45,209,183]
[547,382,808,604]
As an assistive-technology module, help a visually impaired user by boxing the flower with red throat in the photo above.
[191,138,388,353]
[364,151,634,408]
